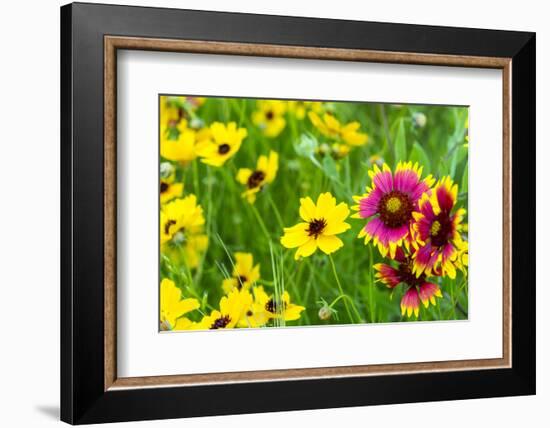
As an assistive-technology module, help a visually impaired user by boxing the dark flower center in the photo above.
[178,107,187,121]
[210,315,231,329]
[307,218,327,238]
[265,298,287,314]
[430,214,453,247]
[265,110,274,120]
[247,170,266,189]
[378,190,413,228]
[164,219,176,235]
[218,143,231,154]
[160,181,169,193]
[236,275,247,289]
[397,259,425,288]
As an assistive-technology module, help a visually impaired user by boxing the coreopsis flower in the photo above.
[177,233,209,270]
[252,100,287,137]
[160,195,208,269]
[317,143,351,160]
[160,179,183,204]
[239,286,304,327]
[159,162,183,204]
[236,151,279,203]
[222,252,261,294]
[160,96,204,126]
[195,122,247,166]
[351,162,434,258]
[160,96,187,131]
[286,100,323,120]
[160,121,200,164]
[160,195,205,244]
[281,192,351,260]
[331,143,351,160]
[374,249,442,318]
[184,96,205,110]
[196,288,253,330]
[159,278,200,331]
[411,176,467,279]
[308,111,368,146]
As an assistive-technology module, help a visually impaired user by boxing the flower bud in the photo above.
[318,305,333,321]
[160,162,174,179]
[412,112,427,128]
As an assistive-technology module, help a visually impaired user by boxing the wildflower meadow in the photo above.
[159,95,469,332]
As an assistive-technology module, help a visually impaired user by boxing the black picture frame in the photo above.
[61,2,535,424]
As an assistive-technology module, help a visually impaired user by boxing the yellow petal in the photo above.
[294,238,317,260]
[315,192,336,218]
[173,317,195,331]
[236,168,252,184]
[299,197,316,222]
[280,223,310,248]
[325,202,350,224]
[317,235,344,255]
[323,221,351,235]
[234,252,253,275]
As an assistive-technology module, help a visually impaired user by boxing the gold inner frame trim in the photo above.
[104,35,512,391]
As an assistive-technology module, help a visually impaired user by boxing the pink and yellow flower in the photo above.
[374,249,442,318]
[411,176,467,279]
[352,162,434,258]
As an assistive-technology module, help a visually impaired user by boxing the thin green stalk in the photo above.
[329,254,355,323]
[329,294,362,323]
[266,192,285,230]
[192,159,200,198]
[367,245,375,323]
[250,203,271,242]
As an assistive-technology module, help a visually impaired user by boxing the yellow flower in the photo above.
[319,143,351,160]
[160,96,185,127]
[332,143,351,159]
[236,151,279,203]
[160,179,183,204]
[286,101,323,120]
[160,278,200,331]
[280,192,351,260]
[196,288,253,330]
[252,100,287,137]
[308,111,368,146]
[160,195,205,245]
[222,252,261,294]
[240,286,304,327]
[172,233,209,269]
[160,126,197,164]
[195,122,247,166]
[159,162,183,204]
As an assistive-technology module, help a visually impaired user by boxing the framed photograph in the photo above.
[60,2,535,424]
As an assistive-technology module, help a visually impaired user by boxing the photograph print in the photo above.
[158,95,469,332]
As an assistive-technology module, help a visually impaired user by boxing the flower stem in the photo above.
[328,294,362,323]
[192,159,200,199]
[266,192,285,230]
[329,254,356,324]
[250,203,271,242]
